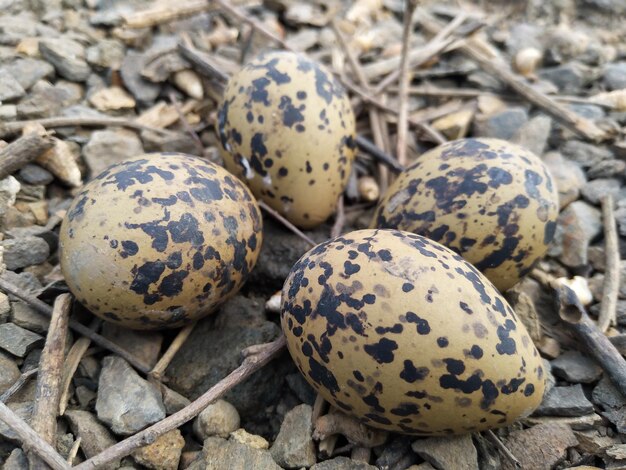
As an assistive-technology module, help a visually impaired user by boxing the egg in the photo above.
[59,153,262,329]
[281,229,545,436]
[372,138,559,291]
[216,51,356,229]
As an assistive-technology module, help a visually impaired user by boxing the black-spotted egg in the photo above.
[59,153,262,329]
[216,51,356,229]
[281,229,545,436]
[372,138,559,291]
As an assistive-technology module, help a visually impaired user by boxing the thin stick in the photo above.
[0,117,181,140]
[67,437,81,465]
[28,294,71,470]
[355,136,405,173]
[397,1,420,166]
[123,0,215,28]
[0,402,70,470]
[168,91,204,155]
[485,430,522,469]
[417,12,608,142]
[0,133,55,179]
[59,320,100,415]
[149,322,197,381]
[0,279,152,374]
[0,368,38,403]
[314,411,388,447]
[73,336,287,470]
[598,194,620,332]
[330,197,345,239]
[258,200,316,247]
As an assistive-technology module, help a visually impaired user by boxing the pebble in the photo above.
[2,58,54,91]
[1,236,50,270]
[16,85,74,119]
[0,176,21,218]
[0,322,43,358]
[535,384,595,417]
[580,178,622,205]
[18,164,54,185]
[524,413,603,431]
[560,140,613,168]
[568,103,606,121]
[230,428,270,450]
[589,159,626,179]
[0,271,42,298]
[502,423,577,470]
[101,323,162,369]
[95,355,166,435]
[193,399,241,440]
[141,130,200,155]
[188,436,281,470]
[592,376,626,410]
[539,62,595,93]
[2,448,28,470]
[166,295,283,419]
[285,373,316,406]
[89,86,136,112]
[64,410,121,470]
[10,301,50,334]
[270,404,316,468]
[132,429,185,470]
[38,37,90,82]
[120,50,161,105]
[412,434,479,470]
[473,106,529,140]
[603,62,626,90]
[82,129,144,177]
[511,114,551,156]
[0,402,32,441]
[86,38,125,70]
[552,350,603,383]
[556,201,602,267]
[311,457,377,469]
[0,351,20,395]
[505,23,543,55]
[543,152,586,209]
[0,293,10,323]
[0,104,17,121]
[0,69,24,101]
[161,384,190,415]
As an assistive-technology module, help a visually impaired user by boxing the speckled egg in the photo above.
[216,51,356,229]
[281,229,545,436]
[59,153,262,329]
[372,138,559,291]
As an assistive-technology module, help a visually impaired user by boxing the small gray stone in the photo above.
[2,58,54,90]
[412,434,479,470]
[96,356,166,435]
[0,351,20,395]
[120,50,160,105]
[0,323,43,358]
[581,178,622,205]
[0,104,17,121]
[311,457,377,469]
[556,201,602,267]
[18,164,54,185]
[0,271,42,299]
[64,410,120,470]
[270,404,316,468]
[505,23,543,55]
[512,115,551,156]
[141,130,200,155]
[16,85,74,119]
[1,236,50,270]
[0,15,39,45]
[603,62,626,90]
[10,301,49,334]
[2,448,28,470]
[193,399,240,440]
[539,62,595,93]
[588,159,626,179]
[285,373,316,406]
[189,436,281,470]
[0,293,10,323]
[0,69,24,101]
[82,129,144,177]
[0,402,32,441]
[543,152,586,209]
[39,37,90,82]
[535,384,595,417]
[592,375,626,409]
[161,385,190,415]
[473,107,529,140]
[551,350,603,383]
[568,103,606,121]
[86,39,125,70]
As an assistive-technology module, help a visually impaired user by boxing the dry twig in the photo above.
[598,194,620,332]
[0,133,55,179]
[485,430,522,469]
[314,410,388,447]
[330,197,345,239]
[73,336,287,470]
[0,368,38,403]
[258,200,316,247]
[0,279,152,374]
[0,402,70,470]
[150,322,197,382]
[28,294,71,469]
[123,0,215,28]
